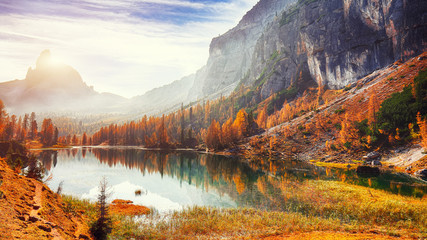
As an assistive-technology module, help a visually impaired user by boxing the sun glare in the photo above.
[47,55,63,66]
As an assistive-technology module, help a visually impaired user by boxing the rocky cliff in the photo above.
[189,0,296,100]
[190,0,427,101]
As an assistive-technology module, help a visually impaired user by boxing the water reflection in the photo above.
[35,147,426,212]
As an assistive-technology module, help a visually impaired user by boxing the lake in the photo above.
[33,147,427,213]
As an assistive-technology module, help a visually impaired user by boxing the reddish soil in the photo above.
[0,158,92,240]
[110,199,150,216]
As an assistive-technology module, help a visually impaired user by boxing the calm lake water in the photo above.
[33,147,426,212]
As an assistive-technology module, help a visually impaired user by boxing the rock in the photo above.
[371,160,382,166]
[414,169,427,180]
[79,234,90,240]
[356,166,380,178]
[363,151,381,161]
[37,224,51,232]
[28,216,39,223]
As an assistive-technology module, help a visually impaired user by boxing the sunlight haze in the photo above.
[0,0,258,98]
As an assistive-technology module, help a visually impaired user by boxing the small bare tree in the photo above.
[56,181,64,195]
[90,177,112,240]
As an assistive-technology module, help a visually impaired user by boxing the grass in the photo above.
[62,180,427,239]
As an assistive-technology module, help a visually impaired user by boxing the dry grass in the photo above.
[61,180,426,239]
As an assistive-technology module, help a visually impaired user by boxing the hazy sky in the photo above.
[0,0,257,98]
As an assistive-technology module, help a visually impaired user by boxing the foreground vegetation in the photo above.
[63,180,427,239]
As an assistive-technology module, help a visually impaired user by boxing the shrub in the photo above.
[343,141,352,149]
[377,69,427,135]
[334,108,345,114]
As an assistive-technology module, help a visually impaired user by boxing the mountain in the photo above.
[0,50,126,114]
[128,73,195,116]
[188,0,426,101]
[1,0,425,116]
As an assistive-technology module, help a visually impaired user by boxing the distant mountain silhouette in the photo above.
[0,50,126,114]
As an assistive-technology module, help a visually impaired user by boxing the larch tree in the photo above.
[417,112,427,150]
[233,109,249,139]
[158,115,168,147]
[180,104,185,145]
[41,118,54,146]
[72,134,78,146]
[82,132,88,146]
[368,93,380,131]
[30,112,38,140]
[206,119,221,149]
[256,106,268,129]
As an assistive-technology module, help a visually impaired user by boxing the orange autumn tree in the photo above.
[158,115,169,147]
[233,109,249,139]
[221,117,234,148]
[0,99,6,137]
[368,93,380,131]
[82,132,88,146]
[40,118,55,146]
[339,113,358,149]
[206,119,221,149]
[256,105,267,129]
[417,112,427,150]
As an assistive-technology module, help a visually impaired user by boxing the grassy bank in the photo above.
[62,180,427,239]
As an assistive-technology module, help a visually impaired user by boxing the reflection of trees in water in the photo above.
[35,148,426,210]
[38,150,58,171]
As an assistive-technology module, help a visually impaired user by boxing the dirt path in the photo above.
[30,180,64,240]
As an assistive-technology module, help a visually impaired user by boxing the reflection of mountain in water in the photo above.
[36,148,426,210]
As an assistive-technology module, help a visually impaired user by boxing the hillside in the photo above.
[238,52,427,173]
[0,156,92,240]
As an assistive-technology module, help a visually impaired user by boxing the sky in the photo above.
[0,0,258,98]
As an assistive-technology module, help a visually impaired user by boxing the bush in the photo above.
[343,142,352,149]
[334,108,345,114]
[377,69,427,135]
[24,155,45,181]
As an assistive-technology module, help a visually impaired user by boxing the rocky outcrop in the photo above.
[192,0,427,101]
[189,0,296,100]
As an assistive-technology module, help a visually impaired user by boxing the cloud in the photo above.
[0,0,258,97]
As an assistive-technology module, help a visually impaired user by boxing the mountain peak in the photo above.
[35,49,52,70]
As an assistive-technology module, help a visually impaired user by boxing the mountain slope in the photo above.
[128,73,195,116]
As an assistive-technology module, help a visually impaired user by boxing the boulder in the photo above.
[414,169,427,180]
[356,166,380,178]
[371,160,382,166]
[363,151,381,161]
[37,224,51,232]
